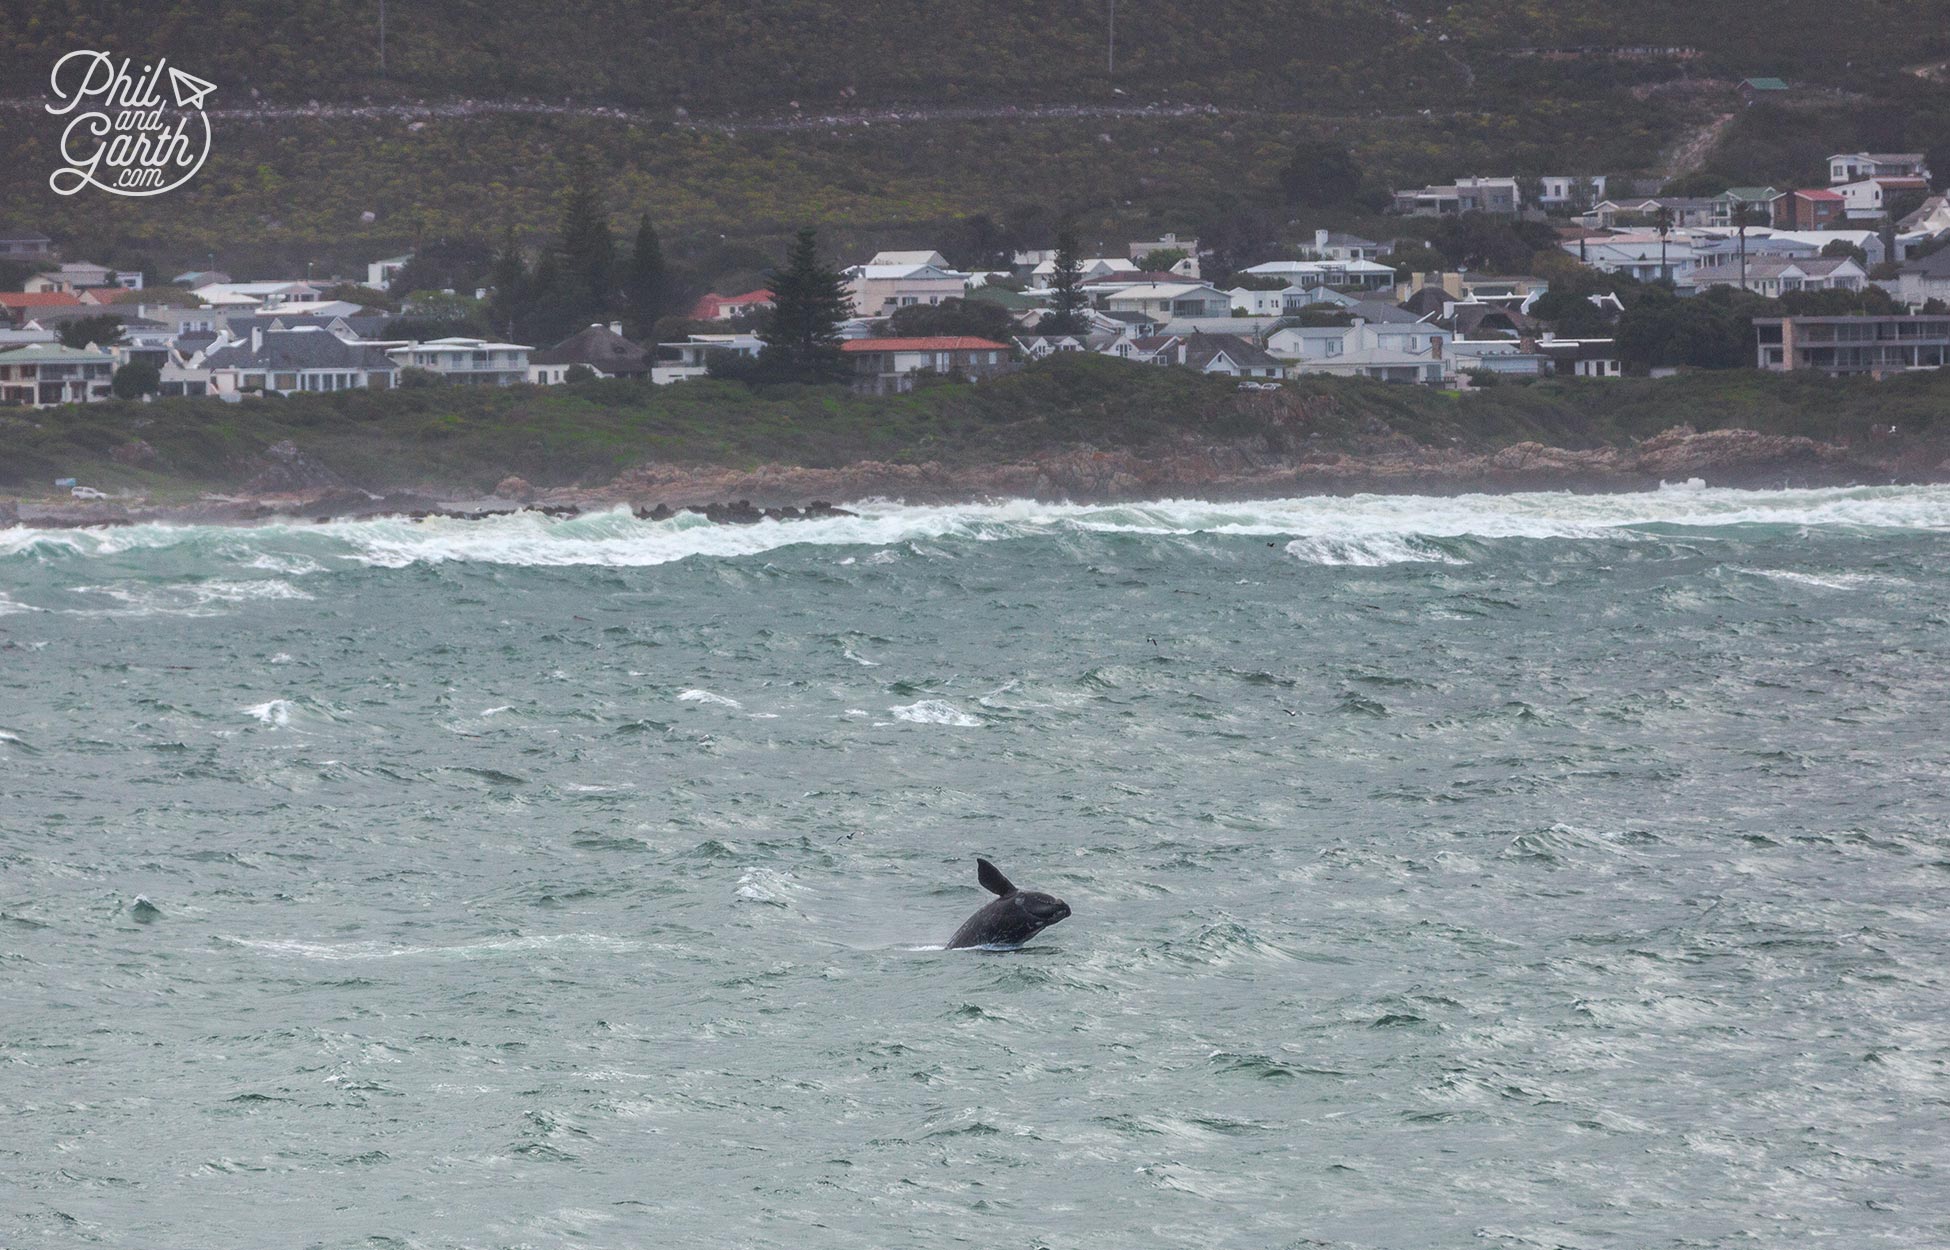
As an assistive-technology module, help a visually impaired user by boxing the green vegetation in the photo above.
[3,3,1944,284]
[755,227,851,383]
[6,355,1947,499]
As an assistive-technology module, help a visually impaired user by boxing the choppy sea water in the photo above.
[3,485,1948,1249]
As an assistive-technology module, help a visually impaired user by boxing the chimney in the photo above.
[250,326,262,353]
[609,321,622,335]
[1315,229,1330,254]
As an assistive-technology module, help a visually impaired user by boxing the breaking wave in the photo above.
[3,485,1948,572]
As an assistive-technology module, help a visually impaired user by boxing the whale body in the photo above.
[946,858,1071,949]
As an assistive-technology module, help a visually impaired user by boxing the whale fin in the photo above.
[977,858,1016,897]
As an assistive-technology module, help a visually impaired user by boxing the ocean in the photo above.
[3,486,1947,1249]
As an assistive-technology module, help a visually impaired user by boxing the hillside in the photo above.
[2,2,1947,275]
[6,1,1947,113]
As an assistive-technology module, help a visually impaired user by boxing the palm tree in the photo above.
[1653,205,1675,285]
[1730,201,1760,292]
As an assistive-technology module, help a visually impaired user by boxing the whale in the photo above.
[946,858,1071,949]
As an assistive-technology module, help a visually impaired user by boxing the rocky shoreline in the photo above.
[2,425,1940,530]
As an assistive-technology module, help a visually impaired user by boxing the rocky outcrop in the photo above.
[244,440,346,493]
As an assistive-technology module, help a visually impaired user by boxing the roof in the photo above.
[867,250,952,268]
[848,263,968,280]
[1346,299,1423,324]
[530,324,652,372]
[1720,187,1782,200]
[0,342,115,364]
[1741,77,1789,90]
[1899,249,1950,278]
[1792,188,1844,201]
[1180,333,1282,370]
[0,291,83,308]
[1083,270,1186,285]
[1690,256,1860,282]
[840,337,1009,352]
[204,329,399,371]
[1103,283,1223,300]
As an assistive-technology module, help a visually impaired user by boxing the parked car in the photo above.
[70,486,107,500]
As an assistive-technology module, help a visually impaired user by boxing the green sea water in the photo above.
[3,487,1947,1248]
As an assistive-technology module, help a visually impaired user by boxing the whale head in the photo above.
[946,858,1072,949]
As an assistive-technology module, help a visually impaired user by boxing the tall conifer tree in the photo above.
[758,227,851,383]
[625,213,670,334]
[1039,221,1087,335]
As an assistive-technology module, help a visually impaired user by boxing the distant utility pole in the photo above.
[379,0,387,76]
[1107,0,1116,80]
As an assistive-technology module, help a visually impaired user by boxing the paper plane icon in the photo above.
[167,66,216,109]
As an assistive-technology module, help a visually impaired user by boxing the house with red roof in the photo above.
[687,289,775,321]
[840,336,1017,394]
[0,290,84,328]
[1775,188,1846,231]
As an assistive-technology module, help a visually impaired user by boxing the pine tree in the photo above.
[625,213,670,335]
[758,227,851,383]
[557,157,616,322]
[1039,221,1087,335]
[485,227,528,339]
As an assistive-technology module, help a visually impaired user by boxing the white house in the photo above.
[1686,256,1868,297]
[1101,282,1231,320]
[651,333,762,384]
[1832,177,1932,221]
[387,337,532,385]
[1238,258,1395,294]
[25,262,143,293]
[366,254,412,291]
[1029,256,1139,288]
[1267,320,1452,384]
[1563,233,1704,283]
[204,327,400,397]
[1829,153,1931,185]
[1448,339,1550,379]
[1297,230,1386,262]
[844,261,971,317]
[1894,250,1950,311]
[0,343,116,407]
[1539,175,1609,210]
[191,280,329,310]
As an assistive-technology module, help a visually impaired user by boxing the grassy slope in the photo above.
[5,1,1945,271]
[6,356,1946,498]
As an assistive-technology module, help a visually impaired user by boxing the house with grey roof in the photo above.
[529,323,651,383]
[0,343,116,407]
[1894,249,1950,311]
[203,327,399,397]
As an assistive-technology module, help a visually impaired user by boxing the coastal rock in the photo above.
[1630,426,1844,481]
[246,440,345,493]
[111,439,160,468]
[493,475,535,501]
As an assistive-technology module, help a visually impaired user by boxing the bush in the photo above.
[111,361,161,399]
[564,363,598,383]
[399,367,448,388]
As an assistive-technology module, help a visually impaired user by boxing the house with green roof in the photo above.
[1738,78,1789,104]
[1714,187,1784,226]
[0,343,115,408]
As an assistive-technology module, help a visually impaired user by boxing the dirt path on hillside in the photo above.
[1662,110,1735,181]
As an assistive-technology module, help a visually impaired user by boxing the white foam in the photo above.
[243,699,294,727]
[735,866,807,903]
[889,699,984,727]
[5,486,1950,571]
[677,688,741,708]
[1284,534,1465,567]
[222,933,639,960]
